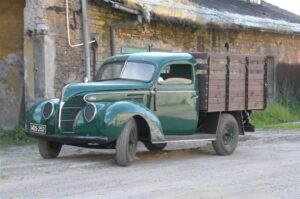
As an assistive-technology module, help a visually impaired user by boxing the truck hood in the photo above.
[62,80,150,101]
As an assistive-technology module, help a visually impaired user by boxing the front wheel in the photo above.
[116,119,138,167]
[144,142,167,151]
[38,139,62,159]
[212,113,239,155]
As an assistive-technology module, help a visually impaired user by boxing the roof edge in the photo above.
[122,0,300,34]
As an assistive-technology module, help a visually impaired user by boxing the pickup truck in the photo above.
[27,52,267,166]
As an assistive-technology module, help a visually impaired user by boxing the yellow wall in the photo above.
[0,0,25,131]
[0,0,25,59]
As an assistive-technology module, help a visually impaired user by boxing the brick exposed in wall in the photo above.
[25,1,300,100]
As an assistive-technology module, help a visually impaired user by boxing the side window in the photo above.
[159,64,193,84]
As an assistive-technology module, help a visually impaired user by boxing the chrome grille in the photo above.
[60,96,85,132]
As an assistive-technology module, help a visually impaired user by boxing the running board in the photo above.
[153,134,216,144]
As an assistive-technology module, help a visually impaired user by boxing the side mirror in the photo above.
[158,77,164,84]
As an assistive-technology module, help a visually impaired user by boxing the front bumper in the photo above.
[26,132,109,145]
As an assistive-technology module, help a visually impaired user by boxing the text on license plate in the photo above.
[30,123,46,134]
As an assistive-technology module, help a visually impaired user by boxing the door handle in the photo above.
[191,95,199,99]
[151,89,157,111]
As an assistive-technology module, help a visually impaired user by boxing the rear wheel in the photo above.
[212,113,239,155]
[38,139,62,159]
[116,119,138,167]
[144,142,167,151]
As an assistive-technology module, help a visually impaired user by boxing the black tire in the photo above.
[116,119,138,167]
[212,113,239,155]
[144,142,167,151]
[38,139,62,159]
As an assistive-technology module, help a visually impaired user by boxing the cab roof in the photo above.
[103,52,196,68]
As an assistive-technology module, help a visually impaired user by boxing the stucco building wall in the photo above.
[0,0,25,132]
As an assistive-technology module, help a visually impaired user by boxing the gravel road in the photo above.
[0,130,300,199]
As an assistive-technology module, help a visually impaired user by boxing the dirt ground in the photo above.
[0,130,300,199]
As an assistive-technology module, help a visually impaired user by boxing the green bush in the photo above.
[252,102,299,128]
[0,128,36,147]
[252,83,300,129]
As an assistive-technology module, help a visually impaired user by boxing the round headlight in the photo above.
[43,101,54,120]
[84,103,97,123]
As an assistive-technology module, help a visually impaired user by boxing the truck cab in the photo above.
[27,52,267,166]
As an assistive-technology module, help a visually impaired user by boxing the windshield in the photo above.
[96,61,155,82]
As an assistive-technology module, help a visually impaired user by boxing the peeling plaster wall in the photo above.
[24,0,57,107]
[21,0,300,115]
[0,0,25,132]
[26,1,300,100]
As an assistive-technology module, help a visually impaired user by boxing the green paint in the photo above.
[121,47,149,54]
[27,52,200,146]
[0,175,8,181]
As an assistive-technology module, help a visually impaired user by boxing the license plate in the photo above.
[30,123,46,134]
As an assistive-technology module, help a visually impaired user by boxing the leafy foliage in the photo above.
[252,84,300,129]
[0,128,36,147]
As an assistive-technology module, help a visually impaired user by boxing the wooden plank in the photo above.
[229,79,246,84]
[229,65,246,71]
[208,103,226,112]
[209,84,226,90]
[249,63,264,69]
[229,87,246,91]
[209,79,227,86]
[209,74,226,81]
[248,96,264,101]
[209,90,226,98]
[229,90,246,96]
[248,85,264,90]
[229,97,245,103]
[209,92,226,98]
[229,73,245,79]
[210,64,227,70]
[248,75,264,79]
[210,53,228,60]
[230,54,246,63]
[248,79,264,84]
[248,54,265,59]
[229,85,246,90]
[248,90,264,96]
[248,70,264,75]
[248,102,264,110]
[208,98,226,103]
[229,103,246,111]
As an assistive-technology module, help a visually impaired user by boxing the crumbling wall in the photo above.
[0,0,25,132]
[24,0,60,109]
[24,0,300,104]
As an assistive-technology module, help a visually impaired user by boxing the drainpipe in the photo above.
[81,0,91,83]
[110,15,142,56]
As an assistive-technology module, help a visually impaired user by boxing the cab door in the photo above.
[155,63,199,135]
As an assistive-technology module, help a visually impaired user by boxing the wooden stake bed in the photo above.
[191,52,267,112]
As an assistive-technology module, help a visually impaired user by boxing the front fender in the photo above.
[103,101,165,142]
[27,99,59,134]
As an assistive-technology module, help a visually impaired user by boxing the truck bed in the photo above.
[191,52,267,112]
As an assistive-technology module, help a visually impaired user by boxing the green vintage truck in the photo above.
[27,52,267,166]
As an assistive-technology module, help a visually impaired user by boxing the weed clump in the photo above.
[0,128,36,147]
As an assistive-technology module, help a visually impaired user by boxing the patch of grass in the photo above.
[252,82,300,130]
[0,175,8,181]
[0,128,36,147]
[252,102,300,129]
[256,123,300,130]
